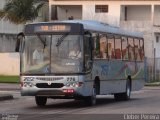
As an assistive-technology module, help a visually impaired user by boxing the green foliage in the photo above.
[0,76,19,83]
[0,0,47,24]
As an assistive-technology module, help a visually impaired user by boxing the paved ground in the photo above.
[0,86,160,120]
[0,83,19,91]
[0,83,19,101]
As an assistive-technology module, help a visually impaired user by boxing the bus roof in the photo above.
[62,20,143,38]
[26,20,143,38]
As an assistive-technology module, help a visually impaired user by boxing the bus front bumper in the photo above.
[20,86,91,98]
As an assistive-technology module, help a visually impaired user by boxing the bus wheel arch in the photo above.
[114,76,132,101]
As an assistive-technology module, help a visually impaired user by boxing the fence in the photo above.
[146,58,160,83]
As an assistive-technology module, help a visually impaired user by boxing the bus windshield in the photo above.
[21,34,83,74]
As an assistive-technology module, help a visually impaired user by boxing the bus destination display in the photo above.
[34,25,71,32]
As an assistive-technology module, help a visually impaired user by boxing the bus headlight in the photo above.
[65,82,83,87]
[23,82,34,87]
[24,77,34,82]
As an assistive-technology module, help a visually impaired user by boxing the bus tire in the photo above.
[95,77,100,95]
[114,79,131,101]
[35,96,47,106]
[84,87,96,106]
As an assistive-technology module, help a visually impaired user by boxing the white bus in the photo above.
[19,20,145,106]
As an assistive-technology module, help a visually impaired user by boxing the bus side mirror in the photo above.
[15,32,25,52]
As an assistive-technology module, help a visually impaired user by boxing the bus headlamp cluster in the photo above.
[23,82,35,87]
[21,77,35,87]
[23,77,34,82]
[65,82,83,87]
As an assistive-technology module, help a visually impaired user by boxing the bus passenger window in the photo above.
[107,37,115,59]
[139,39,144,60]
[128,38,134,61]
[100,36,107,59]
[115,37,122,59]
[93,35,100,59]
[134,39,141,61]
[122,37,128,60]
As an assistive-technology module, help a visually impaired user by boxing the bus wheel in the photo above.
[114,80,131,101]
[85,87,96,106]
[35,96,47,106]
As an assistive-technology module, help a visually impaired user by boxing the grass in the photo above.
[0,76,19,83]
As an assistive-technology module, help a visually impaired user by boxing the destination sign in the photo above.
[34,25,71,32]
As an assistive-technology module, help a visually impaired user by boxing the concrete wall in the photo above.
[82,3,120,26]
[0,34,17,52]
[49,1,121,26]
[0,53,20,75]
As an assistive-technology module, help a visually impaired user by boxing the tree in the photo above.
[0,0,47,24]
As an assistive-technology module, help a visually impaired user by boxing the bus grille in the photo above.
[36,83,64,88]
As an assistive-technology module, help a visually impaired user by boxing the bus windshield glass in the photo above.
[21,34,83,74]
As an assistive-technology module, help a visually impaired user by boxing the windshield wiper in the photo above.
[37,34,47,49]
[56,33,69,47]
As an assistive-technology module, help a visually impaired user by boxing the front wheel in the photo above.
[114,80,131,101]
[84,87,96,106]
[35,96,47,106]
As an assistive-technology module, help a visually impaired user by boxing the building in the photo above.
[49,0,160,58]
[0,0,49,52]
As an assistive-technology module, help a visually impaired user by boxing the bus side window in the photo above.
[115,37,122,59]
[100,36,107,59]
[107,36,115,59]
[93,34,101,59]
[134,38,141,61]
[122,37,128,60]
[128,38,134,61]
[139,39,144,60]
[93,34,108,59]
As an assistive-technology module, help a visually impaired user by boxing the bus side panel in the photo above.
[131,62,145,91]
[79,75,94,96]
[100,80,126,94]
[92,59,145,95]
